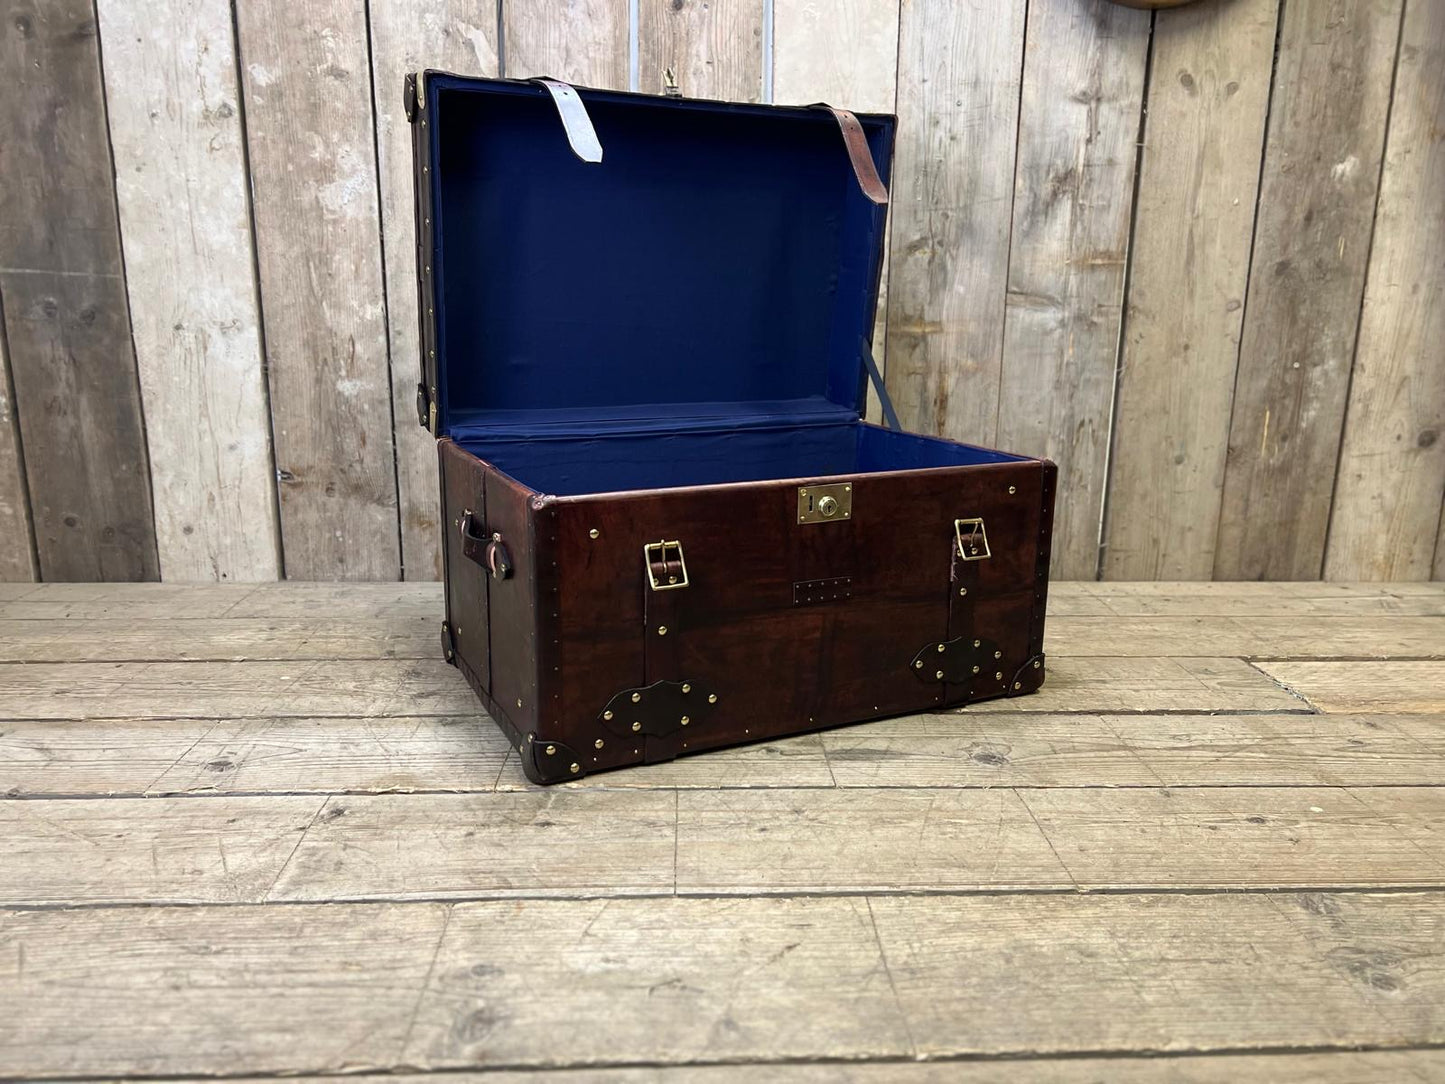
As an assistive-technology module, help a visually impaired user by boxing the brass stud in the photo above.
[631,721,642,732]
[708,693,718,704]
[937,644,946,653]
[972,665,981,674]
[995,671,1003,680]
[1034,660,1042,669]
[1013,682,1022,691]
[631,692,642,703]
[680,716,690,726]
[935,670,945,679]
[603,710,614,721]
[589,528,600,539]
[959,587,967,596]
[569,762,580,774]
[527,734,535,743]
[594,738,604,749]
[973,639,981,648]
[1008,485,1017,495]
[516,698,523,708]
[544,744,556,756]
[914,660,923,669]
[657,625,668,636]
[994,650,1002,659]
[681,683,691,693]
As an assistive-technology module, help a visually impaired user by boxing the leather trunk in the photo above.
[409,71,1057,784]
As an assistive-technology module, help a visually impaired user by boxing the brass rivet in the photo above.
[800,488,808,495]
[844,485,851,492]
[516,698,523,708]
[994,650,1002,659]
[657,625,668,636]
[631,692,642,703]
[995,671,1003,680]
[594,738,604,749]
[1008,485,1017,494]
[603,710,614,720]
[681,683,691,693]
[569,763,580,773]
[456,626,462,637]
[589,528,600,539]
[1034,660,1042,669]
[708,693,718,704]
[914,660,923,669]
[972,665,980,674]
[1013,682,1022,691]
[973,639,981,648]
[935,670,945,679]
[680,716,690,726]
[631,721,642,732]
[959,587,967,596]
[937,644,946,653]
[527,734,535,743]
[544,744,556,756]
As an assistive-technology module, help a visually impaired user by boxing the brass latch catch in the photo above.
[955,518,990,561]
[644,539,689,590]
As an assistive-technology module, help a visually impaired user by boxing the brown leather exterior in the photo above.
[438,436,1057,784]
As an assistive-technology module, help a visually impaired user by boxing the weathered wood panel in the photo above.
[502,0,630,87]
[0,795,321,905]
[0,0,157,581]
[1258,661,1445,714]
[95,0,280,581]
[886,0,1027,445]
[0,315,34,581]
[772,0,900,423]
[996,0,1150,579]
[871,890,1445,1057]
[368,2,499,581]
[1325,0,1445,581]
[237,0,398,580]
[5,894,1444,1075]
[638,0,764,100]
[1215,0,1403,581]
[1102,0,1279,579]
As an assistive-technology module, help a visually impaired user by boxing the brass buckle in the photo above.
[644,540,689,590]
[955,518,990,561]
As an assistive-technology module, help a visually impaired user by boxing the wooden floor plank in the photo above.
[870,891,1444,1058]
[0,718,221,797]
[1046,614,1444,659]
[0,617,437,662]
[0,655,1306,721]
[139,1051,1445,1082]
[1256,662,1445,713]
[268,791,676,902]
[0,582,260,619]
[0,796,321,905]
[1068,582,1445,617]
[4,894,1441,1076]
[822,712,1445,788]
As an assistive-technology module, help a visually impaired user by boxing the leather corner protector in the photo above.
[440,621,456,665]
[597,679,718,739]
[910,636,1000,684]
[1010,654,1046,696]
[522,737,586,785]
[403,73,418,122]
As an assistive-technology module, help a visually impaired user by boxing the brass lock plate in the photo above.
[798,482,853,524]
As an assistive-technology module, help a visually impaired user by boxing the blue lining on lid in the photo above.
[424,75,894,437]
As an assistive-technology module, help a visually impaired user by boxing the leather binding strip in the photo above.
[531,78,604,163]
[946,543,984,705]
[813,105,889,205]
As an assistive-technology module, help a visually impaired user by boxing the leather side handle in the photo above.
[460,511,512,580]
[531,78,604,163]
[813,105,888,205]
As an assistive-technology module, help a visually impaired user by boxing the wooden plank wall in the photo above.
[0,0,1438,584]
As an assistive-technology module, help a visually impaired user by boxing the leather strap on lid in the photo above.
[531,78,603,163]
[813,105,888,205]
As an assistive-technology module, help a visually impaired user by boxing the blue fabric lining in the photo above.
[426,76,894,435]
[463,421,1027,496]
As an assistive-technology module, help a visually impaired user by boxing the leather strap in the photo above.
[813,105,888,204]
[531,78,603,163]
[861,339,901,429]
